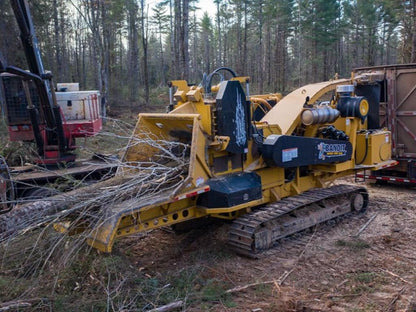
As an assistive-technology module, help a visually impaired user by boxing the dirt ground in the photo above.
[117,178,416,312]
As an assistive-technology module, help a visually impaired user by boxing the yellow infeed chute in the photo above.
[261,79,350,135]
[120,113,211,191]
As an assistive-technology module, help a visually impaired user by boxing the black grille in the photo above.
[1,75,40,125]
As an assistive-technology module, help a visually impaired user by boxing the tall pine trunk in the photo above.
[140,0,149,105]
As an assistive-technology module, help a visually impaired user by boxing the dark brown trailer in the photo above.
[354,64,416,183]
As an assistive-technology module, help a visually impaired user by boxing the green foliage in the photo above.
[353,272,376,283]
[0,118,36,166]
[0,0,407,110]
[0,276,33,300]
[343,270,388,298]
[200,279,226,301]
[335,239,371,250]
[255,282,272,296]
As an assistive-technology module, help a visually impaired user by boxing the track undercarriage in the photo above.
[228,184,368,257]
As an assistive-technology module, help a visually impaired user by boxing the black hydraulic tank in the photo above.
[198,172,262,208]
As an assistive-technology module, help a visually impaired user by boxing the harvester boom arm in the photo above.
[8,0,67,156]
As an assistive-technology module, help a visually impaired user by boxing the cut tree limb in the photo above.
[0,165,186,242]
[0,298,51,311]
[225,269,295,294]
[354,213,378,237]
[0,300,32,311]
[148,300,183,312]
[225,280,278,294]
[385,287,405,312]
[380,268,413,285]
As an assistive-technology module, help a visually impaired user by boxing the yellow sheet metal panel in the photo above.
[86,189,210,253]
[121,113,199,165]
[356,131,392,165]
[261,79,350,134]
[119,113,210,193]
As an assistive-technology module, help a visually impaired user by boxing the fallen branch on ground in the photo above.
[148,300,183,312]
[0,298,50,311]
[354,213,378,237]
[380,268,413,285]
[385,287,405,312]
[225,280,278,294]
[0,301,31,311]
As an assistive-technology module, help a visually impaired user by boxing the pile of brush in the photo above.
[0,127,190,260]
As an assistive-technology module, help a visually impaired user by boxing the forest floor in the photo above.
[113,178,416,312]
[1,111,416,311]
[1,177,412,312]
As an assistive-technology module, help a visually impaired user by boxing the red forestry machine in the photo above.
[0,0,114,213]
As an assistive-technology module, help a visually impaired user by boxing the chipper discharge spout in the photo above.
[15,67,396,256]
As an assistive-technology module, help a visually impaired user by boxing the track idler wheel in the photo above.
[0,156,15,214]
[350,188,369,213]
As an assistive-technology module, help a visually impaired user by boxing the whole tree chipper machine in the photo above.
[0,1,396,256]
[52,67,394,256]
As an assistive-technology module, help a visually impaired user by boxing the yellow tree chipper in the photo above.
[0,0,395,256]
[56,67,393,257]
